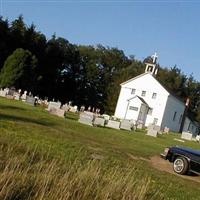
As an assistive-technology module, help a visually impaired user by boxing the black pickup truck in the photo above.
[161,146,200,175]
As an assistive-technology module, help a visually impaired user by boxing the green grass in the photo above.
[0,97,200,199]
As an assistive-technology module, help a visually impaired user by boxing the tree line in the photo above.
[0,15,200,121]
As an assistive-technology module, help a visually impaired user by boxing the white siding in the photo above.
[161,95,185,132]
[114,73,169,126]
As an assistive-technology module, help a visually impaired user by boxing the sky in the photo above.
[1,0,200,80]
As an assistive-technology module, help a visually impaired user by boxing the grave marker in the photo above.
[181,131,193,141]
[78,112,94,126]
[106,120,120,129]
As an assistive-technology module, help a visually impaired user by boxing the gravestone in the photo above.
[120,119,133,131]
[49,108,65,118]
[106,120,120,129]
[147,129,158,137]
[181,131,193,141]
[61,103,70,111]
[148,124,161,131]
[137,121,145,129]
[69,105,78,113]
[21,91,27,102]
[102,114,110,121]
[7,88,15,96]
[146,124,160,137]
[48,101,61,111]
[0,89,7,97]
[14,92,20,100]
[93,117,105,127]
[78,112,94,126]
[26,96,36,106]
[6,95,14,100]
[163,126,170,134]
[196,135,200,142]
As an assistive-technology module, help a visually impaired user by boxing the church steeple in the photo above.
[144,52,159,76]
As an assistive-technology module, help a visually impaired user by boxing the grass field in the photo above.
[0,97,200,199]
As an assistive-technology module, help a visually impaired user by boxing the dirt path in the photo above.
[127,153,200,183]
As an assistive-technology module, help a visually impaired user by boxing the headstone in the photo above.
[137,123,144,129]
[106,120,120,129]
[7,88,15,96]
[26,96,36,106]
[120,119,133,131]
[78,112,94,126]
[148,124,161,131]
[14,92,20,100]
[6,95,14,100]
[69,105,78,113]
[181,131,193,141]
[0,89,6,97]
[48,101,61,111]
[163,126,170,134]
[21,91,27,102]
[147,129,158,137]
[49,108,65,118]
[62,103,70,111]
[80,105,85,112]
[93,117,105,126]
[102,114,110,121]
[196,135,200,142]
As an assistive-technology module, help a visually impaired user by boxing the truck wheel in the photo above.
[173,157,189,175]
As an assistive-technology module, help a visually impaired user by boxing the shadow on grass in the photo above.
[0,113,56,127]
[0,104,26,111]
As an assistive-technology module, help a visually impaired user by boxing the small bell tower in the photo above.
[145,52,158,76]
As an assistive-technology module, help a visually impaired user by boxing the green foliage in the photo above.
[0,16,200,121]
[0,48,37,90]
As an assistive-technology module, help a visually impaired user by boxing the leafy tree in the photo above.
[105,60,145,114]
[0,17,11,71]
[0,48,37,92]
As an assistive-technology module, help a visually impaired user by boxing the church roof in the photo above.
[120,73,148,86]
[127,95,149,106]
[120,72,185,105]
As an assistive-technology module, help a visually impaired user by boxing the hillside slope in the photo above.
[0,97,200,199]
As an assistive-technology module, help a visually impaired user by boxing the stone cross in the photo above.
[151,52,158,63]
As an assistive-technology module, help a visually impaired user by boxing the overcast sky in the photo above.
[1,0,200,80]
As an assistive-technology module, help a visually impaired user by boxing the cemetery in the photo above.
[1,86,199,142]
[0,9,200,200]
[1,96,200,199]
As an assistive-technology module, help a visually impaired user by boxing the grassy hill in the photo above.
[0,97,200,199]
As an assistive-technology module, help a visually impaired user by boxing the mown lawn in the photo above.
[0,97,200,199]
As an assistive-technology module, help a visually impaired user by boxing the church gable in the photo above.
[121,73,170,97]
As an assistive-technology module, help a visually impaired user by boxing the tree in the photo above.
[0,48,37,92]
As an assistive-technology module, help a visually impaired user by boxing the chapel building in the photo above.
[114,53,198,134]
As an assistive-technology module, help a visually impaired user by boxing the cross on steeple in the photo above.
[151,52,158,64]
[145,52,159,76]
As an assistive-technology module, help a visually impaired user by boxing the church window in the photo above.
[173,111,177,121]
[141,91,146,97]
[131,89,136,94]
[129,106,138,111]
[179,114,183,124]
[148,108,153,115]
[153,118,158,125]
[152,93,157,99]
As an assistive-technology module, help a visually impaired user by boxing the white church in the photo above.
[114,53,199,135]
